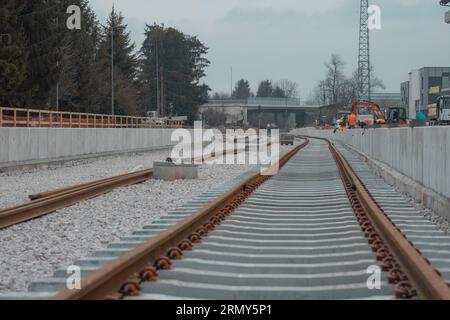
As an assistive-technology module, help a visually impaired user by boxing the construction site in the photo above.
[1,0,450,306]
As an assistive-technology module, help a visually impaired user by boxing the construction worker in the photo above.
[348,113,356,129]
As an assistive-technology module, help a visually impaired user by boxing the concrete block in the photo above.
[37,128,49,160]
[28,128,39,161]
[71,129,84,156]
[47,128,57,160]
[83,129,97,154]
[10,128,29,162]
[0,128,10,163]
[153,162,198,181]
[96,130,108,153]
[55,129,72,158]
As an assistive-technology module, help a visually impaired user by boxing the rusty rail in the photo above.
[28,171,150,201]
[51,139,309,300]
[0,170,152,230]
[301,135,450,300]
[0,140,275,230]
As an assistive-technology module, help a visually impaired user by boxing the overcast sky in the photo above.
[90,0,450,100]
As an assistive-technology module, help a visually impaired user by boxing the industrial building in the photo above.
[401,67,450,118]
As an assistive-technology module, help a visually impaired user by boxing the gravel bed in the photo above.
[403,192,450,234]
[0,148,173,209]
[0,163,257,293]
[0,142,296,293]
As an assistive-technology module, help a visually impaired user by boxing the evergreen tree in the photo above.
[15,0,67,107]
[272,86,287,98]
[257,80,273,98]
[232,79,251,100]
[57,0,101,113]
[139,24,210,122]
[96,7,139,115]
[0,1,28,106]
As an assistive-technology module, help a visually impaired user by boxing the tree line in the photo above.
[0,1,210,121]
[211,79,300,100]
[308,54,385,106]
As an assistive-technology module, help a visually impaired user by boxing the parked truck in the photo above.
[428,96,450,126]
[280,133,295,146]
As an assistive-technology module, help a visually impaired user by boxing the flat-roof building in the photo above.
[401,67,450,118]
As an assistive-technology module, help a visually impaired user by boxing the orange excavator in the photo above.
[351,98,386,126]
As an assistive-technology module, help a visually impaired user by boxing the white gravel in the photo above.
[0,142,296,293]
[0,148,173,209]
[0,163,256,293]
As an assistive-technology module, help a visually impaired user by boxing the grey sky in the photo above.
[90,0,450,99]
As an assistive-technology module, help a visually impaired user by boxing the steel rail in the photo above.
[0,170,152,230]
[302,135,450,300]
[51,139,309,300]
[0,144,256,230]
[27,147,248,201]
[28,171,150,201]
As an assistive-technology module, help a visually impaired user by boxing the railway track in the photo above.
[0,145,251,230]
[3,136,450,300]
[0,169,152,230]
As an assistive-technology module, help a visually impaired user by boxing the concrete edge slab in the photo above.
[0,145,172,173]
[339,142,450,222]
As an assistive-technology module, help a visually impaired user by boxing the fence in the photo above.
[0,107,184,129]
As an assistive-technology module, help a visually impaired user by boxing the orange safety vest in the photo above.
[348,114,356,126]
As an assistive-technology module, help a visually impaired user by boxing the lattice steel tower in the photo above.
[358,0,371,101]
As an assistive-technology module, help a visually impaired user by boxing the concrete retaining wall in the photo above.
[0,128,181,169]
[298,127,450,220]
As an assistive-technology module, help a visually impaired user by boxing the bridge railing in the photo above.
[247,97,301,106]
[0,107,184,129]
[205,98,302,107]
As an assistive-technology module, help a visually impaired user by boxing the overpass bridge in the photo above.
[199,98,319,129]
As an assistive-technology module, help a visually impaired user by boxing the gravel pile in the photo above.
[0,148,173,209]
[0,163,256,293]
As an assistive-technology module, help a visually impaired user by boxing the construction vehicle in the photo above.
[428,96,450,126]
[351,98,386,126]
[335,110,351,126]
[280,133,295,146]
[385,107,408,125]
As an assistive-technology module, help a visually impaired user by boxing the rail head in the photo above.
[301,135,450,300]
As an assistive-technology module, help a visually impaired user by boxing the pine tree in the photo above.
[272,86,286,98]
[232,79,251,100]
[139,24,210,122]
[15,0,67,107]
[57,0,101,113]
[257,80,274,98]
[96,7,139,115]
[0,1,27,106]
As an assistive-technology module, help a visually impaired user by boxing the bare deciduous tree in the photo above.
[277,79,299,98]
[324,54,346,104]
[310,54,386,106]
